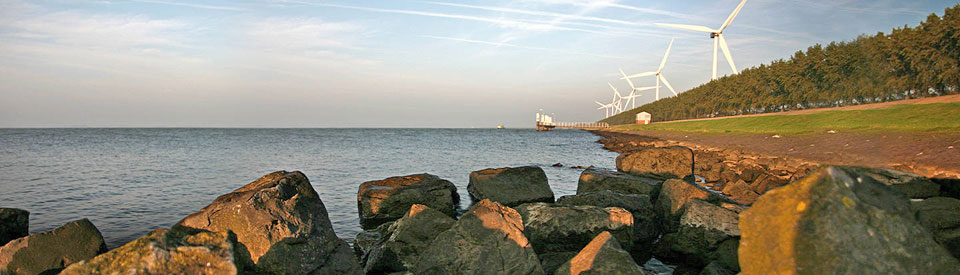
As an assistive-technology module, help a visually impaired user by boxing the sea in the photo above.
[0,128,619,249]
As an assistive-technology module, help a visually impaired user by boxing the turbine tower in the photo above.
[607,82,625,115]
[622,38,678,100]
[656,0,746,80]
[595,101,611,118]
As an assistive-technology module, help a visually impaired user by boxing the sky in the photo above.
[0,0,955,128]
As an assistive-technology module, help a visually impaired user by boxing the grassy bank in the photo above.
[613,102,960,135]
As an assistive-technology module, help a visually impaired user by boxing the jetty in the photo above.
[535,112,608,131]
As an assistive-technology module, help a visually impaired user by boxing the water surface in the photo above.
[0,128,618,248]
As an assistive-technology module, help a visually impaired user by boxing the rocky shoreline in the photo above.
[2,131,960,274]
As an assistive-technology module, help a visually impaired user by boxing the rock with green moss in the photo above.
[357,174,459,230]
[0,219,107,274]
[176,171,361,275]
[61,228,248,274]
[360,204,456,274]
[555,231,643,275]
[0,209,28,247]
[739,166,960,274]
[413,199,544,275]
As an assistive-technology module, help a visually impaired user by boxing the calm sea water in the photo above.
[0,128,618,248]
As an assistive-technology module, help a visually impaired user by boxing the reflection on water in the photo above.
[0,128,618,248]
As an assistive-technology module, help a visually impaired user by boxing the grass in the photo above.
[613,102,960,135]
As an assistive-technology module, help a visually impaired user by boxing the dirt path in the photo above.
[598,129,960,179]
[656,94,960,124]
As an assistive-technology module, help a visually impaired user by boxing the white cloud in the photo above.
[2,10,193,49]
[245,17,365,51]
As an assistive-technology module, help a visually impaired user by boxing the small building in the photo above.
[636,112,651,125]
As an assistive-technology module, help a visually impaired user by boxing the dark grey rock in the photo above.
[514,202,634,255]
[468,166,554,207]
[913,196,960,259]
[413,199,544,275]
[655,199,740,269]
[555,231,643,275]
[176,171,361,275]
[0,219,107,275]
[846,166,940,199]
[357,173,459,229]
[0,209,28,247]
[576,168,667,198]
[739,166,960,274]
[655,179,738,233]
[557,190,659,244]
[361,204,456,274]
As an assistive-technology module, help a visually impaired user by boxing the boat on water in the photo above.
[496,124,505,129]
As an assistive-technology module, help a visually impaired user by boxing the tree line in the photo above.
[602,4,960,125]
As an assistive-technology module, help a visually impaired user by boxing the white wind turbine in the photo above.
[607,82,625,115]
[656,0,746,80]
[622,38,678,101]
[618,68,659,109]
[595,101,612,118]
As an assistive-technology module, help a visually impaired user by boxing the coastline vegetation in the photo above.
[613,102,960,135]
[603,5,960,125]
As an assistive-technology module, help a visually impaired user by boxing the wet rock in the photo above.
[557,190,658,244]
[656,179,738,232]
[576,168,668,198]
[360,204,456,274]
[0,208,28,247]
[739,166,960,274]
[616,146,694,178]
[912,197,960,258]
[61,228,247,274]
[514,203,634,255]
[655,200,740,270]
[0,219,107,275]
[413,199,543,274]
[845,167,940,199]
[176,171,361,275]
[552,163,564,167]
[721,180,759,205]
[357,173,459,229]
[555,232,643,275]
[468,166,554,207]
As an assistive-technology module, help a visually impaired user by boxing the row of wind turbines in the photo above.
[597,0,748,118]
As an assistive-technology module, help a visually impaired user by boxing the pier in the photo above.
[536,112,609,131]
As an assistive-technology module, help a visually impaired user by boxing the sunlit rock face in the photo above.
[176,171,361,275]
[468,166,554,207]
[357,173,459,229]
[555,231,643,275]
[61,228,244,274]
[0,218,107,275]
[739,166,960,274]
[413,199,544,275]
[616,146,694,178]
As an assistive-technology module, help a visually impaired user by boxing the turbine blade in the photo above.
[636,86,658,91]
[718,35,738,74]
[655,23,716,33]
[623,71,657,79]
[720,0,748,31]
[619,68,636,89]
[658,38,675,72]
[595,101,605,107]
[660,74,678,96]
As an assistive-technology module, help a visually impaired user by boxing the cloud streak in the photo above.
[419,35,624,59]
[130,0,246,11]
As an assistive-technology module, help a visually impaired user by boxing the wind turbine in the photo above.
[622,38,678,100]
[619,68,659,108]
[607,82,625,115]
[656,0,746,80]
[595,101,611,118]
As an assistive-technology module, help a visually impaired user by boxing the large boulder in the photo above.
[576,168,668,198]
[616,146,694,178]
[555,231,643,275]
[0,209,28,247]
[656,179,738,232]
[176,171,361,275]
[468,166,554,207]
[739,166,960,274]
[844,167,940,199]
[360,204,456,274]
[655,199,740,270]
[357,173,459,229]
[0,219,107,274]
[413,199,544,274]
[721,180,759,205]
[61,228,247,274]
[514,203,634,256]
[556,190,659,256]
[912,197,960,258]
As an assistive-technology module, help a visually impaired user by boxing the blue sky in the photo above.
[0,0,954,127]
